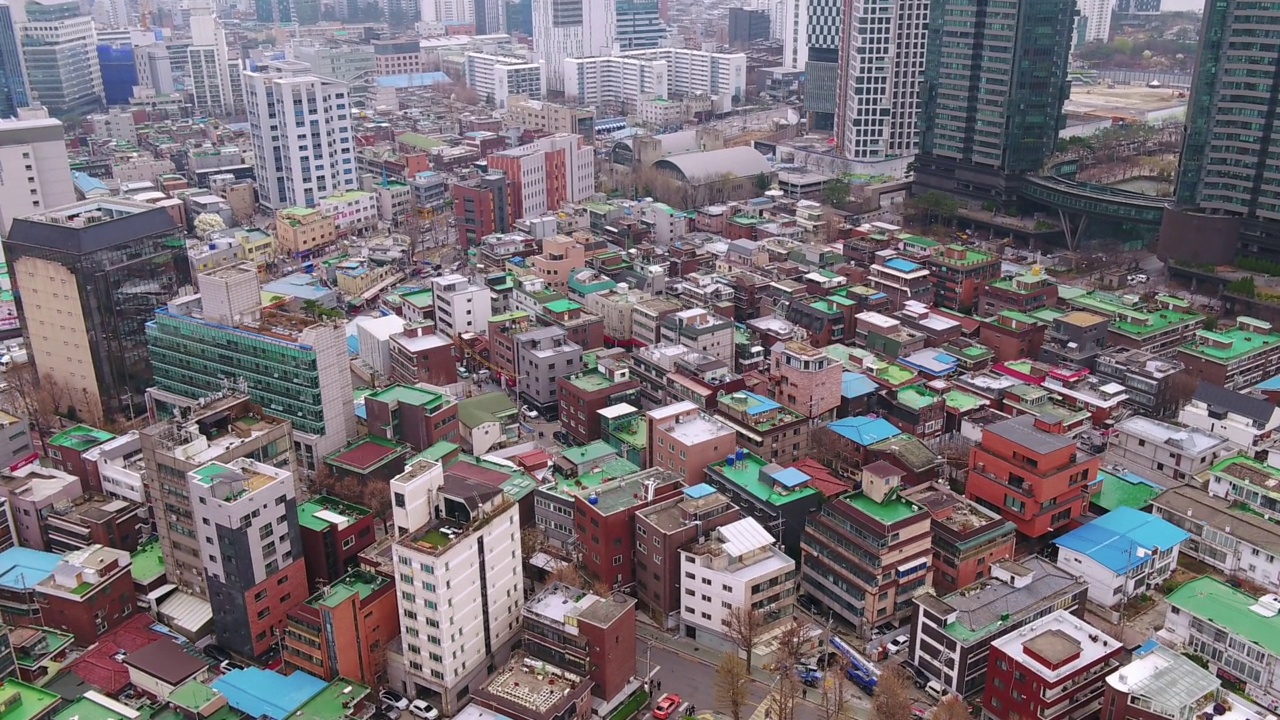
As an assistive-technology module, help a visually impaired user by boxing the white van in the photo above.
[925,681,948,702]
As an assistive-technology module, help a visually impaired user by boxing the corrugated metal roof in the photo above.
[718,517,773,557]
[157,590,213,635]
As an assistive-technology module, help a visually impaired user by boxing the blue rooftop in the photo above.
[262,273,331,301]
[828,416,902,447]
[1255,372,1280,391]
[213,669,327,720]
[883,258,924,273]
[739,391,781,416]
[1054,507,1191,575]
[842,372,878,399]
[771,467,811,489]
[0,547,60,590]
[684,483,715,499]
[375,71,450,88]
[71,170,109,195]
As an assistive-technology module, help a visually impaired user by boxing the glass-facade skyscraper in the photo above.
[913,0,1076,205]
[0,4,29,119]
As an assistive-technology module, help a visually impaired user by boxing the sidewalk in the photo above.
[635,622,777,685]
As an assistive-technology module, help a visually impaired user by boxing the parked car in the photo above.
[899,660,929,688]
[219,660,245,673]
[885,636,910,655]
[553,430,572,446]
[409,700,439,720]
[379,707,402,720]
[911,707,927,719]
[202,645,232,663]
[380,691,409,711]
[653,694,682,720]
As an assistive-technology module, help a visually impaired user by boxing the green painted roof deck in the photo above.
[419,441,459,462]
[396,132,445,150]
[1068,292,1203,337]
[367,384,453,411]
[872,362,918,386]
[13,628,72,668]
[1206,455,1280,496]
[279,206,318,219]
[1166,577,1280,656]
[567,370,623,393]
[1029,308,1065,324]
[168,681,223,713]
[944,390,986,412]
[990,271,1053,293]
[1159,294,1191,308]
[0,679,61,720]
[898,385,940,410]
[292,678,371,720]
[808,299,842,315]
[844,491,925,524]
[932,245,997,266]
[610,417,646,449]
[399,290,433,308]
[297,496,372,532]
[900,235,941,248]
[545,299,582,314]
[490,311,531,323]
[561,441,618,467]
[48,425,115,451]
[710,453,820,506]
[1181,325,1280,362]
[1094,471,1163,512]
[308,569,387,608]
[551,457,640,493]
[131,541,165,582]
[997,310,1044,326]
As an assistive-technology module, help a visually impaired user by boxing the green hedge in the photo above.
[609,691,650,720]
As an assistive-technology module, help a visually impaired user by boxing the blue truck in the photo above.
[830,636,880,694]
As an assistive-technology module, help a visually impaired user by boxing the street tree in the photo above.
[817,656,852,720]
[768,670,803,720]
[823,178,851,208]
[772,619,811,668]
[3,365,71,444]
[932,696,971,720]
[724,606,766,672]
[872,667,915,720]
[715,652,751,720]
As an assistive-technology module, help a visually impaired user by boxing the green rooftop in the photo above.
[1093,470,1164,512]
[561,440,618,467]
[1028,307,1066,324]
[944,390,986,412]
[567,369,623,392]
[897,385,940,410]
[367,384,452,412]
[458,392,518,428]
[419,441,459,462]
[932,245,997,267]
[307,569,387,609]
[871,362,917,387]
[168,681,223,713]
[1206,455,1280,498]
[399,290,433,308]
[544,299,582,314]
[292,679,371,720]
[1166,577,1280,656]
[397,132,445,151]
[844,491,926,524]
[48,424,114,451]
[900,235,941,249]
[608,415,646,449]
[1180,324,1280,362]
[0,680,61,720]
[13,628,72,669]
[1067,292,1203,337]
[710,452,820,506]
[298,496,372,532]
[131,541,165,583]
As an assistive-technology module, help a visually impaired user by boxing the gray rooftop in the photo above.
[985,415,1076,455]
[1192,381,1276,424]
[933,557,1085,644]
[1151,484,1280,552]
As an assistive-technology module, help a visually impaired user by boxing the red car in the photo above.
[653,694,682,720]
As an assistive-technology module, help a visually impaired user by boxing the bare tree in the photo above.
[1166,370,1200,414]
[932,696,971,720]
[817,656,852,720]
[772,619,811,669]
[768,670,803,720]
[715,652,751,720]
[872,667,915,720]
[521,527,549,561]
[360,478,392,533]
[2,365,71,446]
[724,606,766,672]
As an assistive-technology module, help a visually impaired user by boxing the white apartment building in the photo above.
[532,0,616,91]
[317,190,378,235]
[432,273,494,338]
[837,0,929,168]
[1108,416,1232,486]
[563,55,666,112]
[392,470,523,713]
[679,516,797,650]
[244,60,356,210]
[420,0,471,24]
[1075,0,1113,47]
[0,108,74,234]
[391,457,446,537]
[1054,507,1187,610]
[1179,384,1280,456]
[464,53,545,109]
[20,0,103,120]
[82,431,145,503]
[1153,485,1280,594]
[780,0,808,70]
[88,109,137,144]
[624,48,747,100]
[186,0,238,117]
[660,308,734,364]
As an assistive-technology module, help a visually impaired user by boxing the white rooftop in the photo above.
[659,411,735,445]
[392,331,452,352]
[717,517,773,557]
[856,311,899,330]
[992,610,1118,684]
[357,313,408,341]
[648,401,699,420]
[1117,416,1228,456]
[598,403,639,420]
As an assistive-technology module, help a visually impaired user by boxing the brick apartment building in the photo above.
[967,416,1101,540]
[364,385,460,453]
[558,357,641,444]
[298,496,376,589]
[35,545,137,645]
[389,323,459,387]
[907,485,1016,595]
[522,583,637,701]
[983,611,1121,720]
[282,568,398,685]
[928,245,1000,312]
[572,469,684,590]
[645,402,738,484]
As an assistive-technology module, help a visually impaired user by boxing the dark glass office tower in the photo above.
[0,5,28,119]
[913,0,1076,205]
[803,0,842,132]
[615,0,666,50]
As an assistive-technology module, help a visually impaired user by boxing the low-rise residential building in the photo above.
[967,415,1101,539]
[680,516,797,651]
[43,496,147,555]
[297,496,376,590]
[1177,317,1280,391]
[516,327,584,419]
[275,206,337,258]
[1101,643,1266,720]
[364,385,459,453]
[661,308,734,364]
[392,471,523,713]
[983,611,1121,720]
[1040,311,1109,369]
[868,255,934,309]
[1202,454,1280,522]
[703,450,824,555]
[633,484,740,628]
[907,484,1016,596]
[646,402,737,484]
[433,274,494,338]
[978,268,1058,316]
[282,568,398,685]
[1108,416,1231,486]
[1152,484,1280,593]
[908,557,1089,697]
[928,245,1000,312]
[573,468,684,590]
[45,425,114,492]
[34,545,136,646]
[0,466,84,552]
[81,432,146,503]
[317,191,379,235]
[1053,507,1188,610]
[1162,577,1280,709]
[557,357,641,444]
[390,324,458,387]
[471,653,594,720]
[1065,292,1203,355]
[0,680,59,720]
[800,462,933,637]
[1179,382,1280,455]
[1093,349,1187,417]
[457,393,520,456]
[521,583,636,702]
[715,391,809,466]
